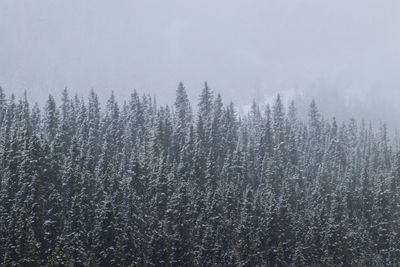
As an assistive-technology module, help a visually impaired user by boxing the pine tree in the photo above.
[147,220,169,266]
[174,82,192,161]
[43,95,59,143]
[237,187,262,266]
[123,189,144,266]
[325,190,352,266]
[66,196,87,266]
[43,187,64,262]
[292,243,306,267]
[373,175,393,264]
[198,82,213,124]
[23,135,46,259]
[94,198,122,267]
[62,136,82,210]
[16,206,40,267]
[2,250,14,267]
[166,182,194,266]
[0,87,7,130]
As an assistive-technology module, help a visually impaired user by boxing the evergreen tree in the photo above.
[174,82,192,161]
[43,187,64,262]
[2,250,14,267]
[237,188,262,266]
[16,206,40,267]
[166,182,193,266]
[43,95,59,142]
[94,199,122,267]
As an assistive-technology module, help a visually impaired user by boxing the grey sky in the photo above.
[1,0,400,125]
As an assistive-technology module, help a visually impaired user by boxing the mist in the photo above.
[1,0,400,126]
[4,2,400,265]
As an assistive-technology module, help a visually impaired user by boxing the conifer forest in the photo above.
[2,83,400,267]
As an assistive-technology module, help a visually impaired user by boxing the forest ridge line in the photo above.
[0,83,399,266]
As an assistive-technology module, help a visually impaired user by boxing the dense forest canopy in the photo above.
[0,83,400,266]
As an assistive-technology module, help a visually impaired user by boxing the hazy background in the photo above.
[1,0,400,127]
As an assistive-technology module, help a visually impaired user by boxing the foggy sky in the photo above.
[1,0,400,126]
